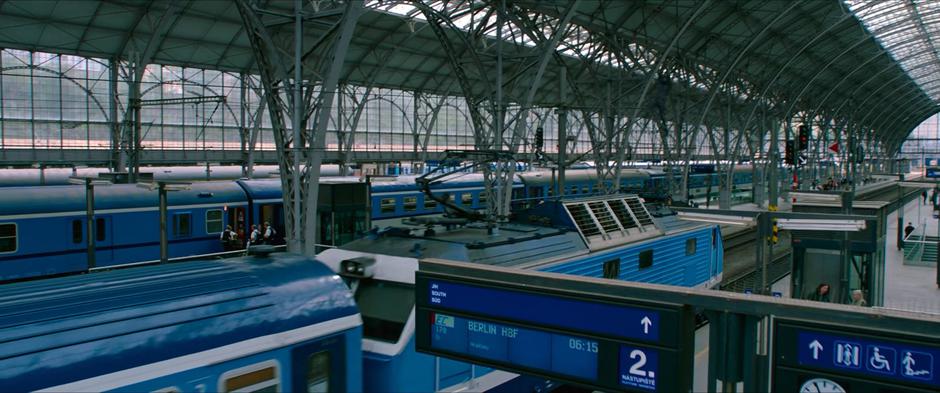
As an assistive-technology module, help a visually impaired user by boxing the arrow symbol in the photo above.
[640,316,652,334]
[809,340,823,360]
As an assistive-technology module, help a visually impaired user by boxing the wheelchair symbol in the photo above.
[866,346,895,375]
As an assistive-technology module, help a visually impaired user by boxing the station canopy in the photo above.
[0,0,936,150]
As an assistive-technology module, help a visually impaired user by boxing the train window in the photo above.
[403,196,417,212]
[380,198,395,214]
[424,196,438,210]
[582,186,590,194]
[220,361,279,393]
[460,193,473,205]
[686,238,697,255]
[305,352,330,393]
[206,210,223,233]
[173,213,192,237]
[0,223,16,253]
[478,191,487,204]
[638,249,653,269]
[603,259,620,279]
[95,218,106,242]
[355,279,414,342]
[72,220,82,244]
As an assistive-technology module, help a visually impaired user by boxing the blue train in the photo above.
[316,193,723,391]
[0,252,363,392]
[0,193,722,392]
[0,165,754,282]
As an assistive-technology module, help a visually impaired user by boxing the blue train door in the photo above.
[290,335,348,392]
[93,216,113,266]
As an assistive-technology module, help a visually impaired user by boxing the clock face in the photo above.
[800,378,846,393]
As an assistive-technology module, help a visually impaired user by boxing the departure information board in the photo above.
[774,319,940,392]
[415,274,694,392]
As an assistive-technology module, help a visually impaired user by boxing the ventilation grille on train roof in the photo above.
[562,195,662,251]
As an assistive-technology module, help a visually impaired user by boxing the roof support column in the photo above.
[236,0,361,255]
[769,115,780,209]
[108,58,121,174]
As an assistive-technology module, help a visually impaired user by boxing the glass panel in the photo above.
[355,280,414,342]
[306,352,330,393]
[223,366,278,393]
[95,218,105,242]
[206,210,223,233]
[0,223,15,252]
[403,196,417,212]
[72,220,82,244]
[380,198,396,214]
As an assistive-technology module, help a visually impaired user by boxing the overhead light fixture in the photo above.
[136,181,191,191]
[68,176,112,186]
[899,181,936,188]
[776,218,865,232]
[791,192,841,204]
[676,211,756,227]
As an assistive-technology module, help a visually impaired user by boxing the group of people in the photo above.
[219,222,278,251]
[809,176,851,191]
[805,283,868,307]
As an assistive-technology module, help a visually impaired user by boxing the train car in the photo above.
[0,182,247,281]
[0,165,295,187]
[0,164,756,283]
[316,194,722,392]
[370,173,524,221]
[515,169,650,204]
[0,252,363,392]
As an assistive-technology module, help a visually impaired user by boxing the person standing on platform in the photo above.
[806,283,831,302]
[905,222,916,239]
[851,290,867,307]
[220,225,237,251]
[263,222,276,244]
[249,225,261,247]
[923,189,929,205]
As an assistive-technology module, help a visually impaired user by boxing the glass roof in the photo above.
[848,0,940,101]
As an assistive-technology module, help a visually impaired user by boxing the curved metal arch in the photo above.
[857,83,930,135]
[808,31,940,127]
[138,76,241,125]
[825,58,935,132]
[744,3,939,134]
[776,14,940,129]
[734,4,877,137]
[614,0,714,184]
[0,64,110,121]
[691,0,804,140]
[349,93,417,132]
[893,108,937,143]
[870,96,937,139]
[881,107,937,152]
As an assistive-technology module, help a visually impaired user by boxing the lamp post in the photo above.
[138,181,191,263]
[69,176,112,270]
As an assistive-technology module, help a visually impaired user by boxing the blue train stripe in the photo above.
[0,235,221,264]
[35,315,362,392]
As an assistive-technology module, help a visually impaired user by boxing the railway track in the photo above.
[720,250,792,292]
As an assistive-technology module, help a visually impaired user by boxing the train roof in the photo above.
[0,253,359,391]
[517,169,649,187]
[0,181,248,217]
[343,223,587,268]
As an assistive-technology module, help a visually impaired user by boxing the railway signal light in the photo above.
[535,127,544,151]
[785,140,795,165]
[798,125,809,150]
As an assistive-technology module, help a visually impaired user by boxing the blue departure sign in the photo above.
[774,320,940,392]
[416,274,693,392]
[431,312,600,380]
[429,280,664,343]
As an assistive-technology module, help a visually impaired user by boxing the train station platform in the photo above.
[884,199,940,315]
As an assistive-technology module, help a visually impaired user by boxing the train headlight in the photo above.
[340,257,376,279]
